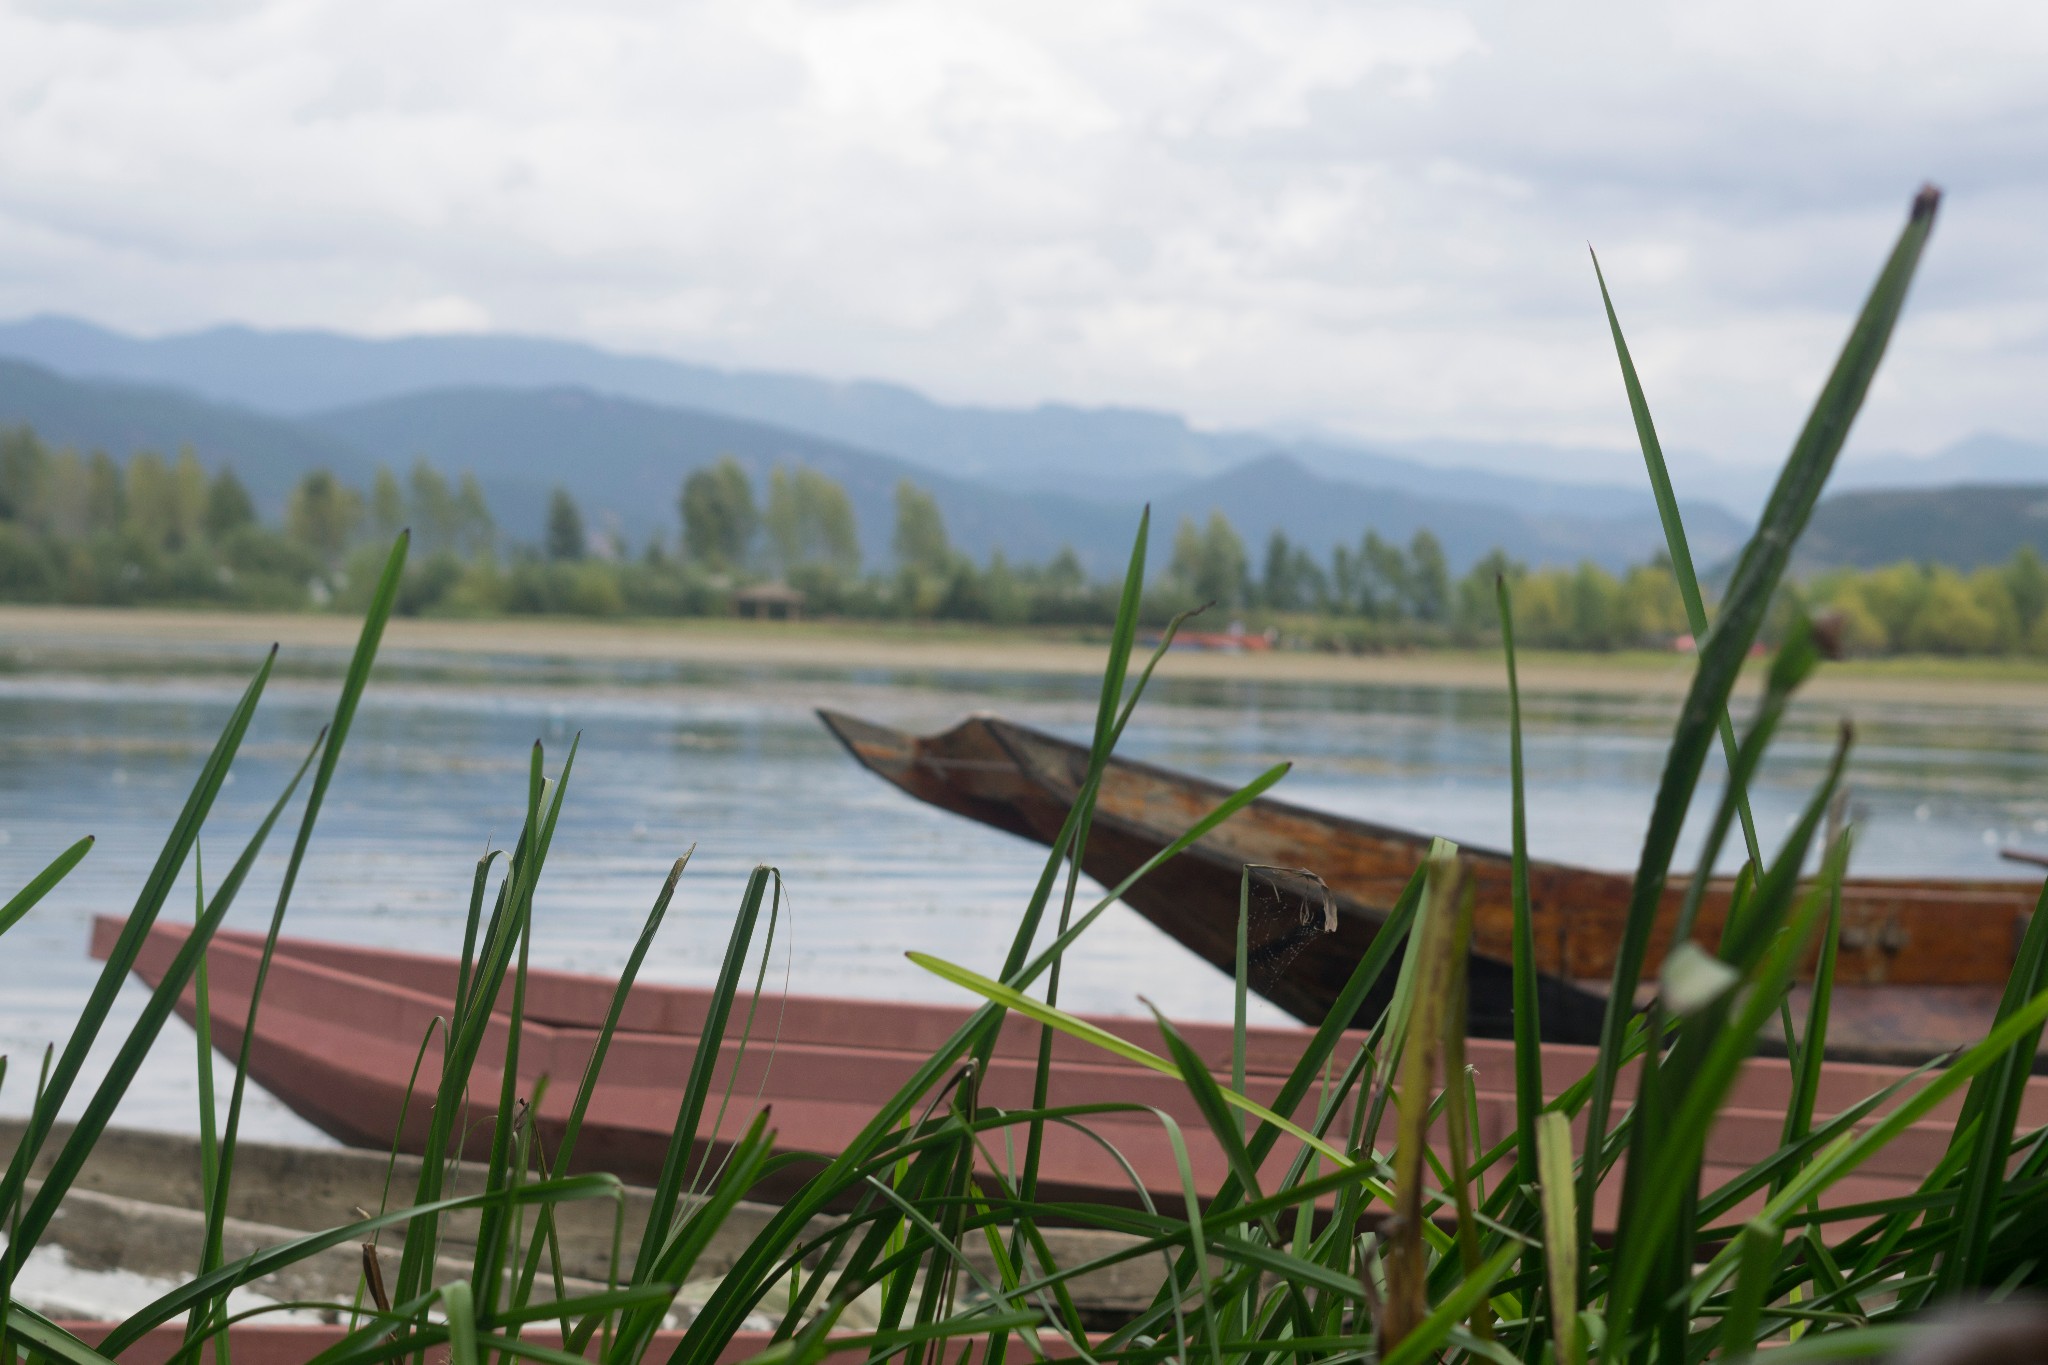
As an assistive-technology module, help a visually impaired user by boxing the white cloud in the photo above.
[372,293,492,335]
[0,0,2042,487]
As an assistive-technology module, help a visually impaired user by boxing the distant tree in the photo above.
[1170,511,1249,608]
[0,525,55,598]
[1454,548,1522,633]
[1407,530,1450,623]
[125,452,176,551]
[1618,560,1686,640]
[1359,532,1409,621]
[1291,545,1329,612]
[1261,531,1294,609]
[44,450,91,538]
[168,449,209,550]
[1261,530,1327,612]
[85,452,125,534]
[408,460,461,554]
[286,469,364,561]
[1816,579,1889,655]
[1170,518,1205,595]
[765,467,860,576]
[546,487,587,561]
[1968,565,2022,651]
[2004,548,2048,638]
[0,427,48,525]
[371,465,407,541]
[981,550,1026,625]
[892,480,952,575]
[1565,562,1623,649]
[1330,544,1360,615]
[1905,568,2000,654]
[680,456,757,570]
[1046,545,1087,595]
[204,466,256,539]
[1855,563,1931,652]
[453,473,495,559]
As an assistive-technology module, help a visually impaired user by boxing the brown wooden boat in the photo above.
[817,710,2044,1065]
[98,919,2048,1233]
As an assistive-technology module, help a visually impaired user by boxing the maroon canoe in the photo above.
[97,918,2048,1231]
[818,710,2041,1064]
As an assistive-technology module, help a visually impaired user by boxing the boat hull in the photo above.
[95,919,2042,1231]
[817,710,2040,1063]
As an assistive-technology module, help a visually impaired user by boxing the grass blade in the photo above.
[1937,874,2048,1292]
[1719,1218,1784,1356]
[8,715,316,1260]
[632,866,779,1283]
[1151,1007,1268,1209]
[1579,185,1941,1252]
[0,836,93,941]
[1497,576,1542,1190]
[197,531,410,1310]
[1379,1242,1519,1365]
[0,648,274,1235]
[1592,247,1765,872]
[1536,1112,1581,1365]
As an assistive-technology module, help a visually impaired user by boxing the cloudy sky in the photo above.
[1,0,2044,482]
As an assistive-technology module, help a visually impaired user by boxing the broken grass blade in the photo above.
[1537,1112,1582,1365]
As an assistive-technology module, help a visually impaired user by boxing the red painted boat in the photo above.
[100,919,2048,1231]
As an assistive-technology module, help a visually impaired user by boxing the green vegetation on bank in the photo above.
[2,425,2042,659]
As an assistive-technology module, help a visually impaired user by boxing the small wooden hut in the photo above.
[733,582,806,620]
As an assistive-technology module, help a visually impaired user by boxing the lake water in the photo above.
[4,635,2048,1142]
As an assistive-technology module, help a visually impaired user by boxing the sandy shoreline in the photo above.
[5,604,2047,709]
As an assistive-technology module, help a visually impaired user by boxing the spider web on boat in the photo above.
[1237,864,1338,1004]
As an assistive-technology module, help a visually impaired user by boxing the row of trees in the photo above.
[1172,515,1457,622]
[5,424,2048,656]
[1796,552,2048,656]
[0,426,508,609]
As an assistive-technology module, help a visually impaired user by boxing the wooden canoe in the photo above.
[96,918,2048,1232]
[817,710,2043,1064]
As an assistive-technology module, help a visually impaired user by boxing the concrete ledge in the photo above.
[2,1122,1167,1319]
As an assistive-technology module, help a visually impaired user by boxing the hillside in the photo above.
[0,353,1738,573]
[307,386,1136,570]
[312,390,1759,573]
[1798,484,2048,572]
[0,315,1728,521]
[0,358,368,511]
[1151,454,1748,571]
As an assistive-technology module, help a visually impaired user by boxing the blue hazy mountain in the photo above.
[1797,483,2048,572]
[0,356,368,510]
[0,314,1731,521]
[306,384,1139,569]
[0,355,1741,573]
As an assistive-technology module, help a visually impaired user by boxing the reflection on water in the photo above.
[2,636,2045,1138]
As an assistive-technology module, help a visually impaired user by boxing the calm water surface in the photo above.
[4,637,2047,1140]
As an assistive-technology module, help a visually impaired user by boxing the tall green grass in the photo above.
[4,184,2044,1365]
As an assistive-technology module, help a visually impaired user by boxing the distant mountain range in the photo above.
[0,357,366,511]
[309,383,1135,569]
[0,314,1732,509]
[0,347,1748,575]
[0,312,2035,578]
[1798,484,2048,573]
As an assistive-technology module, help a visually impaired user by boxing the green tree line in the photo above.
[2,422,2043,656]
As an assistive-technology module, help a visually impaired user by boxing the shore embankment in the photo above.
[6,604,2048,710]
